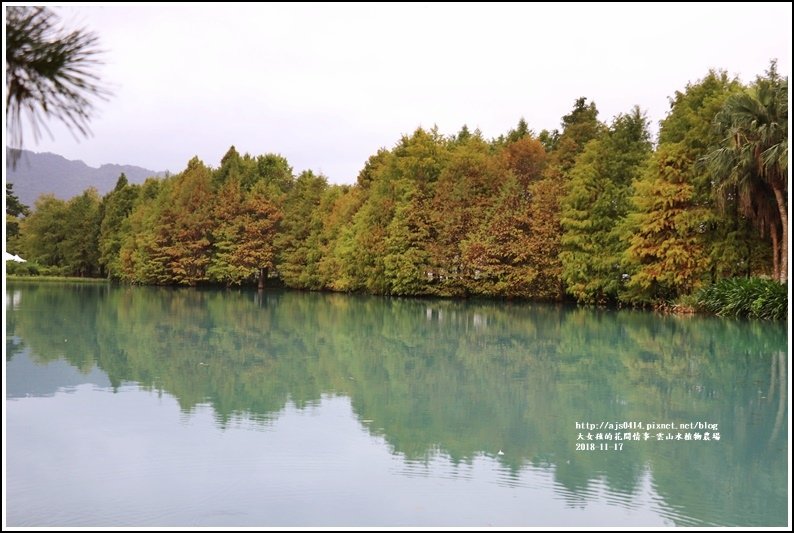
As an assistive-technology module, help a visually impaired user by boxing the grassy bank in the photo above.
[6,274,109,284]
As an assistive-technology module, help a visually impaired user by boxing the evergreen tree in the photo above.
[549,97,604,173]
[317,186,366,291]
[99,174,139,279]
[207,176,249,285]
[5,183,30,253]
[118,178,166,283]
[161,158,216,285]
[242,180,283,288]
[561,107,652,304]
[623,146,712,302]
[383,182,434,295]
[277,171,328,288]
[61,188,102,276]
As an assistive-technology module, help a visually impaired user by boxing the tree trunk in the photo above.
[258,267,268,290]
[746,231,752,278]
[770,222,779,282]
[771,184,787,283]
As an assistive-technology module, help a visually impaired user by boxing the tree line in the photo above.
[7,63,787,306]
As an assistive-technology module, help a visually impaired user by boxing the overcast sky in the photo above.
[10,2,793,184]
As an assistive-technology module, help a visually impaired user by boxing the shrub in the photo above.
[696,277,787,320]
[6,260,40,276]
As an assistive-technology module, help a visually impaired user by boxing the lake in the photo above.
[5,282,788,526]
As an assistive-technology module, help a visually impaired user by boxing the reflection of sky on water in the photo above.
[7,381,673,527]
[6,345,111,398]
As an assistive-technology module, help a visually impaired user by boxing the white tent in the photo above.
[5,252,27,263]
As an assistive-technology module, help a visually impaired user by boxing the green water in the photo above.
[5,283,788,526]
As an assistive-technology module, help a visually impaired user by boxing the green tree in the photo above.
[344,178,396,294]
[60,188,102,276]
[214,147,291,193]
[5,183,29,218]
[548,97,604,174]
[623,145,712,302]
[19,194,68,268]
[317,186,367,291]
[622,71,757,303]
[561,107,652,304]
[707,62,788,282]
[383,182,434,295]
[277,170,328,288]
[506,117,531,143]
[254,153,294,194]
[355,149,391,189]
[541,98,605,300]
[348,128,447,294]
[99,174,139,279]
[5,183,30,253]
[213,145,243,188]
[118,178,166,284]
[292,184,349,290]
[207,175,248,285]
[538,128,559,152]
[655,70,757,282]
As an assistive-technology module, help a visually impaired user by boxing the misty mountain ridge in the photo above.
[6,148,165,208]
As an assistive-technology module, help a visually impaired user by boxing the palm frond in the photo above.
[5,6,111,155]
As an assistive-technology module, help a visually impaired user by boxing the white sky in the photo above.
[7,2,793,184]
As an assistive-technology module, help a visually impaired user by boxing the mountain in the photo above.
[6,148,164,208]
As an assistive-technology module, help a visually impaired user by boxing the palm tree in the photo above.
[5,6,110,162]
[707,62,788,283]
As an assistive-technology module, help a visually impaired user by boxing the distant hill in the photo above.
[6,148,164,208]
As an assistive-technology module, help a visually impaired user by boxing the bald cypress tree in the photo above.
[561,107,652,304]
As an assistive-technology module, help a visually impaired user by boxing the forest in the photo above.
[6,64,788,310]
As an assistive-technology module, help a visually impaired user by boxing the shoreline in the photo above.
[6,275,784,320]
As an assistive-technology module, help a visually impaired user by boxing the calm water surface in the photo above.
[5,283,788,526]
